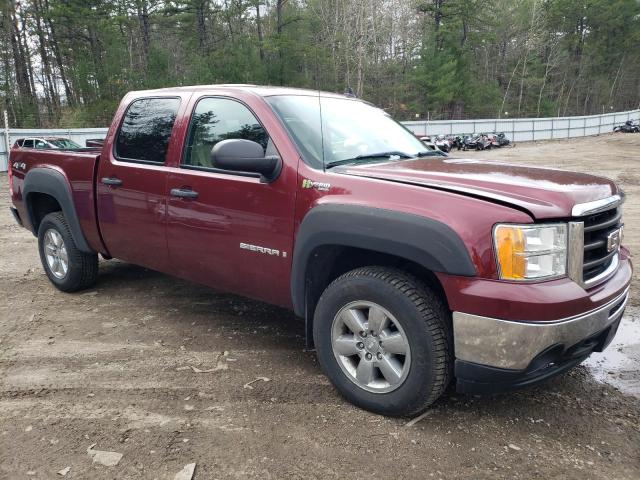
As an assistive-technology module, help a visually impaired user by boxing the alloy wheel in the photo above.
[331,301,411,393]
[43,228,69,279]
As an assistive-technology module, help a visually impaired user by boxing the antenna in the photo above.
[318,90,326,170]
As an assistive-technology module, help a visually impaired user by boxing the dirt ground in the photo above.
[1,133,639,480]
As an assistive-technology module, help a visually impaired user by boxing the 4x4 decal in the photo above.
[301,178,330,191]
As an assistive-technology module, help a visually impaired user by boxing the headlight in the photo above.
[493,224,567,280]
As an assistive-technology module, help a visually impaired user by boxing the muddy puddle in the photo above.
[583,306,640,398]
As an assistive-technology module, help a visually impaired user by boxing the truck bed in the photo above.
[10,148,105,254]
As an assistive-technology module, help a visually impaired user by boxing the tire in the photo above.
[37,212,98,292]
[313,267,452,416]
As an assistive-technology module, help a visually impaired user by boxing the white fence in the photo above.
[402,109,640,141]
[0,127,109,172]
[1,109,639,172]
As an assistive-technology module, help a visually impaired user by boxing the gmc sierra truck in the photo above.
[8,85,631,416]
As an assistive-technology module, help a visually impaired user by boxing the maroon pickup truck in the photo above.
[8,85,631,416]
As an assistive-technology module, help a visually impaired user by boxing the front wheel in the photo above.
[313,267,452,416]
[38,212,98,292]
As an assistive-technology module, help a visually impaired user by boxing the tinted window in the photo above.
[23,139,34,148]
[115,97,180,164]
[49,139,81,149]
[183,98,269,168]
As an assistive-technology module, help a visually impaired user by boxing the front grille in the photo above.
[581,207,622,282]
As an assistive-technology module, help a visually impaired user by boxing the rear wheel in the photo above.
[313,267,452,416]
[38,212,98,292]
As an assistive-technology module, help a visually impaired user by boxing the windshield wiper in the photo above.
[416,150,443,157]
[324,150,439,169]
[354,151,412,160]
[325,151,412,169]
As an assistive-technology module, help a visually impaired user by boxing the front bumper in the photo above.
[453,287,629,393]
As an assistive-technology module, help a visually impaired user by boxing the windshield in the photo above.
[49,138,81,149]
[267,95,435,169]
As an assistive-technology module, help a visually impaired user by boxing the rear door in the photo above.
[165,95,298,307]
[97,95,186,272]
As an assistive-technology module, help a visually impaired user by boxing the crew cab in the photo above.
[8,85,632,416]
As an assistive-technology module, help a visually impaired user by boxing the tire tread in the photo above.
[39,212,98,292]
[320,266,452,416]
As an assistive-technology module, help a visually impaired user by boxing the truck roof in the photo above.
[125,84,354,100]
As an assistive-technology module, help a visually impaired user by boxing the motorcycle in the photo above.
[495,132,512,147]
[463,133,491,151]
[613,120,640,133]
[461,135,475,151]
[450,135,465,150]
[434,134,451,152]
[486,133,500,148]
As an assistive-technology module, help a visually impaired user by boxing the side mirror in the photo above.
[211,139,281,182]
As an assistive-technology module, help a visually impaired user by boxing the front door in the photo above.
[165,96,297,307]
[97,96,184,272]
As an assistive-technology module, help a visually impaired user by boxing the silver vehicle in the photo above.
[13,137,82,150]
[418,136,447,156]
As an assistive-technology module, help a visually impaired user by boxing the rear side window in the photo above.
[183,97,269,168]
[23,139,34,148]
[115,97,180,164]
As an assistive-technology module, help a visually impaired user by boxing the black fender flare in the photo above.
[291,204,476,317]
[23,168,93,253]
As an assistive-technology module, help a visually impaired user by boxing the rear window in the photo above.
[49,139,81,149]
[115,97,180,164]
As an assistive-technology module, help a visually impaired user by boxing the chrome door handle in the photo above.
[101,177,123,187]
[170,188,199,199]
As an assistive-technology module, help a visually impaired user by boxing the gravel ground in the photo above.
[1,133,639,479]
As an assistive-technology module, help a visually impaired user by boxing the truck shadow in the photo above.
[93,260,629,416]
[95,258,306,351]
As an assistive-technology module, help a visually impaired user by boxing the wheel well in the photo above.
[303,245,449,345]
[27,192,62,234]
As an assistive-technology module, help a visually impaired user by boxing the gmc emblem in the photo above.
[606,227,623,253]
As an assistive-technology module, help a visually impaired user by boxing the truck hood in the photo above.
[334,157,618,219]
